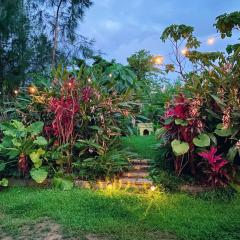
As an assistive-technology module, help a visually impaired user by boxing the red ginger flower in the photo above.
[222,106,231,129]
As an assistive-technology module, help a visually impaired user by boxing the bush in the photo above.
[150,169,183,192]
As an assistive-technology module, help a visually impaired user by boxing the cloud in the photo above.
[103,20,122,31]
[79,0,239,65]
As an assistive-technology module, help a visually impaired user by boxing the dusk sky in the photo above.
[80,0,239,64]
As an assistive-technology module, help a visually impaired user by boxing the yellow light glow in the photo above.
[14,90,19,95]
[181,48,188,56]
[150,185,156,191]
[207,37,215,45]
[153,55,164,65]
[28,86,37,94]
[109,73,112,78]
[106,183,113,190]
[87,77,92,83]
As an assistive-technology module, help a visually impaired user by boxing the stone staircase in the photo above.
[75,158,153,190]
[117,159,152,189]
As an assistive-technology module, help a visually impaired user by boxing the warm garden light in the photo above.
[153,55,164,65]
[87,77,92,83]
[14,90,19,95]
[207,37,215,45]
[109,73,112,78]
[28,86,37,94]
[181,48,188,56]
[150,185,156,191]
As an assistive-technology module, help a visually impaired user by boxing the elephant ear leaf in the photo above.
[214,124,233,137]
[193,134,210,147]
[27,121,44,136]
[33,136,48,146]
[30,168,48,184]
[171,140,189,156]
[30,148,45,168]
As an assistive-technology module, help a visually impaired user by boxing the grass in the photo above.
[1,187,240,240]
[121,135,158,159]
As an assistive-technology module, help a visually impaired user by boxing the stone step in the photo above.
[129,159,150,165]
[118,177,152,185]
[74,179,153,190]
[132,164,150,171]
[122,171,149,178]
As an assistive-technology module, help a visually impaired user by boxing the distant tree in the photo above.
[214,11,240,54]
[127,50,156,81]
[33,0,94,67]
[160,24,200,80]
[0,0,31,98]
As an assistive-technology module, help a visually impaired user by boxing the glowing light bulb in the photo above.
[29,86,37,94]
[207,37,215,45]
[87,78,92,83]
[150,185,156,191]
[154,55,164,65]
[14,90,19,95]
[109,73,112,78]
[181,48,188,56]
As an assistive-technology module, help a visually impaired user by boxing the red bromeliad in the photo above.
[198,147,230,187]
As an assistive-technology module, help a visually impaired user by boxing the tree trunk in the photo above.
[52,0,63,69]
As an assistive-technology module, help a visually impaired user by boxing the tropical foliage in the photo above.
[155,11,240,188]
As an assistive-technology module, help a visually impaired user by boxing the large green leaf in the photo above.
[33,136,48,146]
[0,122,18,137]
[214,124,233,137]
[53,177,73,191]
[12,138,21,147]
[193,134,210,147]
[0,178,8,187]
[12,120,25,131]
[175,119,188,126]
[7,149,20,159]
[171,139,189,156]
[29,148,45,168]
[30,168,48,183]
[27,121,44,136]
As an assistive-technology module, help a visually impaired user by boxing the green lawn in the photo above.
[121,135,158,159]
[1,187,240,240]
